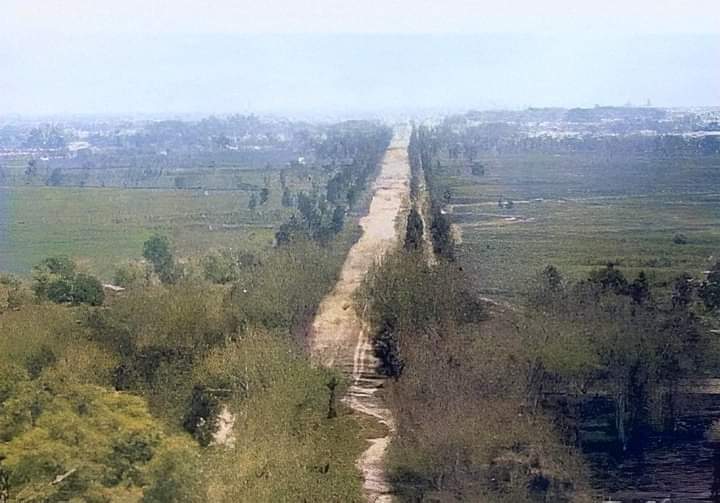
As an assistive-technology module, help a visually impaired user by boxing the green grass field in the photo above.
[434,153,720,298]
[0,185,289,279]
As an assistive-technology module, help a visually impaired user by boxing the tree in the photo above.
[202,250,242,284]
[673,233,689,245]
[700,261,720,311]
[114,260,150,288]
[430,206,454,260]
[281,188,293,207]
[628,271,650,305]
[259,187,270,205]
[588,262,628,294]
[71,273,105,306]
[331,205,345,234]
[47,168,64,186]
[275,215,302,245]
[24,159,37,177]
[471,162,485,176]
[543,265,563,291]
[35,256,76,278]
[671,273,694,309]
[31,257,104,306]
[404,208,424,251]
[142,235,177,284]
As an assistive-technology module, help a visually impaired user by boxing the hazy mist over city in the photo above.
[2,1,720,117]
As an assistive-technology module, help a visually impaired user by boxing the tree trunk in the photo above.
[615,390,628,451]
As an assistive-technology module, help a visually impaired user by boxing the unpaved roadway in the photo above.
[311,126,411,502]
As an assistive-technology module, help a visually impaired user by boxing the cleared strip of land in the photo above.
[311,126,410,502]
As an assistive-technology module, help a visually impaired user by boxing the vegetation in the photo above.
[32,257,105,306]
[0,120,391,502]
[0,120,389,278]
[411,122,720,299]
[0,230,368,501]
[275,126,390,246]
[143,235,178,284]
[402,118,720,499]
[358,250,591,502]
[4,111,720,501]
[526,263,715,449]
[356,133,592,500]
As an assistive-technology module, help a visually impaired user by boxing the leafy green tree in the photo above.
[275,214,303,245]
[528,264,713,449]
[142,235,177,284]
[71,273,105,306]
[671,273,694,309]
[31,257,104,306]
[429,206,454,260]
[201,250,243,284]
[24,159,37,177]
[331,205,345,234]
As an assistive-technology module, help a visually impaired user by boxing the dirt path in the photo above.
[311,126,411,502]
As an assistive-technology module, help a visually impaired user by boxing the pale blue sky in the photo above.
[2,1,719,116]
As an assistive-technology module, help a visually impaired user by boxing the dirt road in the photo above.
[311,126,411,502]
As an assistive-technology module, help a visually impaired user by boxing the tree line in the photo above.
[275,125,391,246]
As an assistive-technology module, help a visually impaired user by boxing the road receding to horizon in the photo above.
[311,126,411,502]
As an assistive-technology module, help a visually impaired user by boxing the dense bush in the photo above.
[0,380,201,502]
[32,257,105,306]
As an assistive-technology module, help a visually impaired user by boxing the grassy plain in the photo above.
[0,166,318,278]
[436,153,720,298]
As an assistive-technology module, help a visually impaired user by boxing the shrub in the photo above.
[114,260,150,288]
[32,257,104,306]
[673,233,689,244]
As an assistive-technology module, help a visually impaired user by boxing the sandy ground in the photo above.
[311,126,411,502]
[212,405,236,447]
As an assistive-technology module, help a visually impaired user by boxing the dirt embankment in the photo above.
[311,127,411,502]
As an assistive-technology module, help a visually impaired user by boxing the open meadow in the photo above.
[435,152,720,298]
[0,165,324,279]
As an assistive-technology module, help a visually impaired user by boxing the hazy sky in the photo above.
[2,1,720,116]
